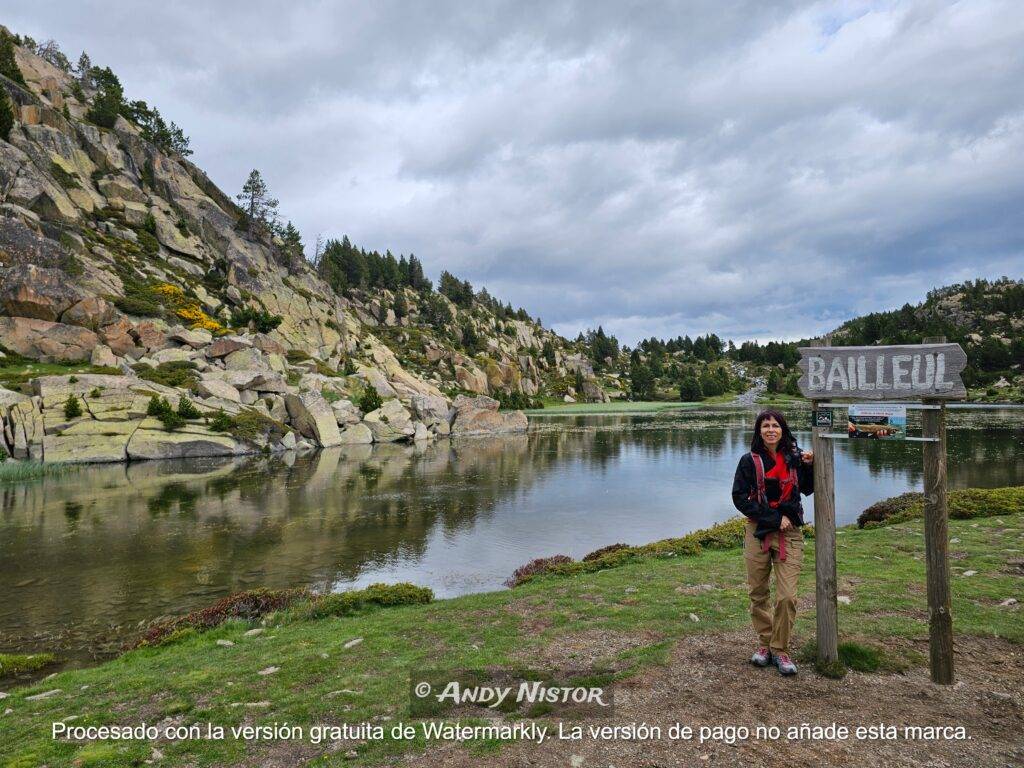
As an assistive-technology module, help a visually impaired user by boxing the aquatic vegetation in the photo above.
[0,461,75,484]
[0,652,57,677]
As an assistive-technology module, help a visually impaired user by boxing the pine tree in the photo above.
[281,221,303,255]
[0,31,26,87]
[236,170,279,235]
[393,291,408,319]
[76,52,92,86]
[679,375,703,402]
[86,87,120,128]
[0,87,13,142]
[35,39,70,72]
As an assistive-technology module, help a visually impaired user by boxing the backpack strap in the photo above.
[748,451,767,506]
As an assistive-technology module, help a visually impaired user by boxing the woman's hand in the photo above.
[801,450,814,465]
[780,516,793,530]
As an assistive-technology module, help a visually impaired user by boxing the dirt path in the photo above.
[399,630,1024,768]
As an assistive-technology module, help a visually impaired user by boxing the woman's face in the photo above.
[760,416,782,449]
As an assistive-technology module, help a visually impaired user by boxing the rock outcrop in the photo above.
[0,36,569,464]
[450,395,529,437]
[285,392,343,448]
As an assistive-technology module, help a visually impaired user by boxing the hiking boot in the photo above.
[750,646,772,667]
[774,652,798,676]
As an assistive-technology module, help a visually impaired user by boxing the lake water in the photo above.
[1,405,1022,661]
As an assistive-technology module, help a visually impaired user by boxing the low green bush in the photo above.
[796,639,883,678]
[63,394,82,419]
[582,543,629,562]
[506,517,759,588]
[230,307,283,333]
[296,583,434,620]
[358,386,383,414]
[208,409,234,432]
[134,588,309,648]
[858,486,1024,528]
[133,360,199,389]
[207,408,289,443]
[176,396,201,419]
[146,395,172,417]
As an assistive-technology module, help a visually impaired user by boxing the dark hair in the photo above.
[750,409,798,455]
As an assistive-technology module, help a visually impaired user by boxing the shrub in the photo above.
[207,408,288,443]
[114,291,162,317]
[342,358,357,376]
[231,307,283,333]
[228,409,289,443]
[159,410,185,431]
[358,386,383,414]
[297,583,434,621]
[176,395,201,419]
[504,555,574,588]
[857,486,1024,528]
[146,395,172,417]
[133,588,309,648]
[63,394,83,419]
[0,87,14,143]
[50,161,80,189]
[315,360,340,377]
[89,387,101,398]
[582,543,630,562]
[495,390,542,410]
[796,639,882,678]
[137,230,160,256]
[684,517,747,550]
[208,409,233,432]
[134,360,199,389]
[362,582,434,607]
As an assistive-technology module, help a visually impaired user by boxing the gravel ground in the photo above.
[399,630,1024,768]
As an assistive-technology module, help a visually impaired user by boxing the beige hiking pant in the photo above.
[744,519,804,654]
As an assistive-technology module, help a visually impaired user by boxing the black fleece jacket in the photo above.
[731,445,814,539]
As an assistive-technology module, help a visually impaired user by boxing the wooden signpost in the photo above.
[797,338,967,684]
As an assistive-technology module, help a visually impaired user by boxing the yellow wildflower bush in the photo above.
[176,304,225,334]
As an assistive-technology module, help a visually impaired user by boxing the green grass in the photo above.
[526,400,704,415]
[0,461,75,484]
[0,360,122,391]
[1,511,1021,766]
[756,392,808,404]
[0,653,56,678]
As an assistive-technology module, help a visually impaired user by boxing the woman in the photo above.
[731,409,814,676]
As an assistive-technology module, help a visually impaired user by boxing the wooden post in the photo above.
[922,336,954,684]
[811,339,838,666]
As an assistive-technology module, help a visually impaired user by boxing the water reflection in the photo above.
[0,407,1021,660]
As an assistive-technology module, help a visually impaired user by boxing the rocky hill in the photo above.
[0,32,605,463]
[830,278,1024,393]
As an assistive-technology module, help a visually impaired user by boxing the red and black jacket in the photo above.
[731,446,814,538]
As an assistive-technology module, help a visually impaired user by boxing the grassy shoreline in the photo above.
[1,493,1021,767]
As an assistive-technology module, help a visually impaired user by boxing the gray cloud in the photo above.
[10,0,1024,344]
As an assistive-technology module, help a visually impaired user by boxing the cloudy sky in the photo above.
[9,1,1024,344]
